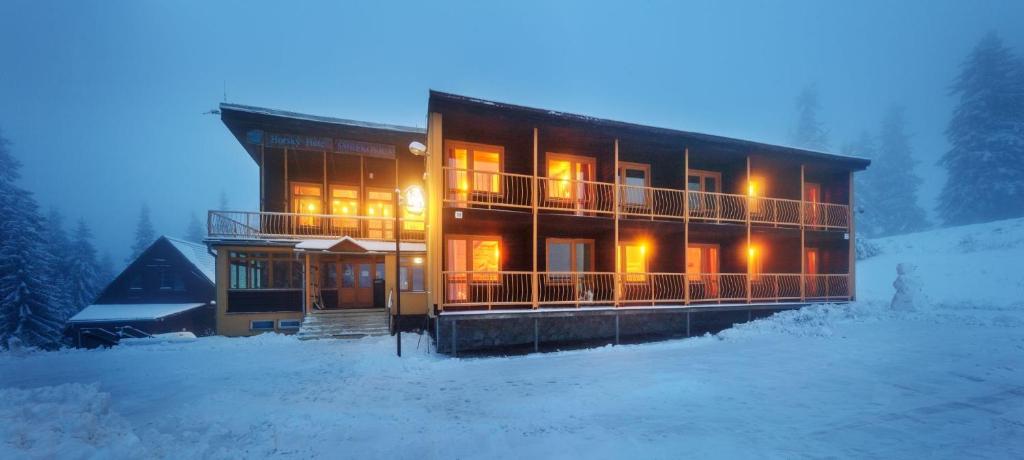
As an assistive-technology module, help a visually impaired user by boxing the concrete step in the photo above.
[298,309,390,341]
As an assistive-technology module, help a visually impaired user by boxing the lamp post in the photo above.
[394,142,428,357]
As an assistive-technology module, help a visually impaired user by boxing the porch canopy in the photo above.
[293,236,426,254]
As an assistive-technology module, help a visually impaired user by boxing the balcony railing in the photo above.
[440,271,851,310]
[208,210,425,242]
[442,171,850,230]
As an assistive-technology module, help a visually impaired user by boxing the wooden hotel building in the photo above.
[423,92,869,353]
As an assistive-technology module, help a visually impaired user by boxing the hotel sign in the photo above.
[248,130,396,159]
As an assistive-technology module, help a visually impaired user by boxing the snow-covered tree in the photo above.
[97,251,115,289]
[42,208,74,319]
[843,132,882,236]
[0,131,64,349]
[186,212,204,242]
[67,219,101,317]
[790,85,830,151]
[127,203,156,263]
[868,106,929,235]
[938,32,1024,225]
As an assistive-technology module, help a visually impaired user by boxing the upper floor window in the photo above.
[329,185,359,231]
[291,183,322,227]
[687,169,720,193]
[618,162,650,207]
[159,269,185,291]
[365,189,394,239]
[547,153,596,201]
[447,141,503,195]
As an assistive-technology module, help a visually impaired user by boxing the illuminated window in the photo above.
[618,162,650,207]
[686,244,719,281]
[618,243,648,283]
[365,189,395,240]
[446,236,500,285]
[291,183,322,227]
[748,246,763,281]
[329,185,359,233]
[547,153,595,202]
[447,142,503,197]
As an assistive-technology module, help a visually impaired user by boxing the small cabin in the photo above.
[66,236,217,348]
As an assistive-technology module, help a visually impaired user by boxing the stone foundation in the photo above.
[434,304,810,355]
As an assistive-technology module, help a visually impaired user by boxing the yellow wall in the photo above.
[383,253,428,316]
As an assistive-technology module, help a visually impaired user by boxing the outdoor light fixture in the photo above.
[408,141,427,157]
[413,257,424,265]
[747,180,759,197]
[403,185,425,215]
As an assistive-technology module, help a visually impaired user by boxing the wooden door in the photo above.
[338,257,377,308]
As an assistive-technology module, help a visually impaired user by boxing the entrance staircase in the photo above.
[297,309,390,340]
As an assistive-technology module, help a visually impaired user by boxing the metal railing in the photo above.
[439,272,851,310]
[208,210,426,242]
[443,167,533,209]
[537,176,616,215]
[439,174,851,230]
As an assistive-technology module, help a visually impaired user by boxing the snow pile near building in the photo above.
[858,217,1024,307]
[0,383,144,458]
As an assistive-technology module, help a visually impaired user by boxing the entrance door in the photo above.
[338,257,379,308]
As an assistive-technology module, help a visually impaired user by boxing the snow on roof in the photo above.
[294,237,426,253]
[220,103,425,135]
[164,237,216,284]
[69,303,206,323]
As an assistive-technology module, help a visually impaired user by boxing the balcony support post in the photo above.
[800,164,806,302]
[613,138,621,308]
[284,148,290,233]
[848,171,856,300]
[322,151,328,235]
[684,148,690,305]
[259,144,265,212]
[531,127,539,310]
[746,156,752,304]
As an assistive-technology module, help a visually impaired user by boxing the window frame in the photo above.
[328,183,360,232]
[544,238,595,285]
[250,320,275,332]
[545,152,598,203]
[364,187,395,240]
[618,161,651,208]
[277,319,301,330]
[445,234,501,285]
[400,256,427,292]
[686,243,720,282]
[228,251,303,290]
[445,140,505,197]
[617,242,649,284]
[686,169,722,193]
[290,181,324,227]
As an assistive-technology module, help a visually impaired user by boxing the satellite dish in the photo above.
[408,141,428,156]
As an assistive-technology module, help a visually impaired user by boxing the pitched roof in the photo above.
[220,103,425,135]
[294,237,426,253]
[429,90,871,169]
[69,303,206,323]
[163,236,216,284]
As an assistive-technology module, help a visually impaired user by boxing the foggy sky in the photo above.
[2,0,1022,265]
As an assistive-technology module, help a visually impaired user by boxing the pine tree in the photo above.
[790,85,830,151]
[67,219,101,317]
[870,106,929,235]
[128,203,156,263]
[186,212,204,242]
[43,208,74,320]
[0,131,64,349]
[219,190,230,211]
[97,251,115,289]
[938,32,1024,225]
[843,132,882,237]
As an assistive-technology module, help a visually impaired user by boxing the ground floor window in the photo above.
[618,242,648,283]
[546,238,594,283]
[446,236,501,301]
[229,251,302,289]
[400,257,425,292]
[686,244,720,281]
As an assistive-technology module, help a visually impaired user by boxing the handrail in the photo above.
[208,210,426,242]
[439,272,851,310]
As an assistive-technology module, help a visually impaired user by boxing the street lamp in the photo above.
[394,141,428,357]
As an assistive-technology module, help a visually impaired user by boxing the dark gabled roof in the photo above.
[220,103,424,135]
[219,103,425,165]
[429,90,870,170]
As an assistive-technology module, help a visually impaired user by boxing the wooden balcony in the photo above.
[441,167,851,230]
[440,271,851,310]
[208,210,425,242]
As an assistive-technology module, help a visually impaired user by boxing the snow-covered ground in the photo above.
[3,220,1024,459]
